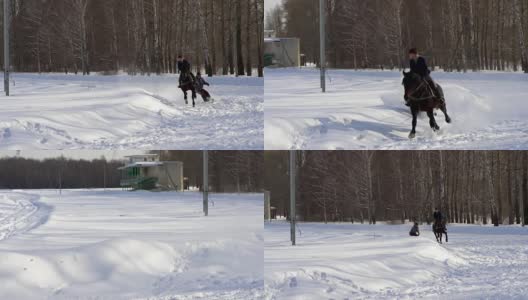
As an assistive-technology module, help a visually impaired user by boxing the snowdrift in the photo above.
[0,190,263,299]
[0,73,263,149]
[264,222,528,299]
[265,68,528,150]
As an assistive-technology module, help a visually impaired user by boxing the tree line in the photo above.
[0,156,123,189]
[158,150,264,193]
[265,151,528,226]
[266,0,528,72]
[3,0,264,76]
[0,151,264,192]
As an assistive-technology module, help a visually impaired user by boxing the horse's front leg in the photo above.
[183,90,188,105]
[427,111,440,131]
[440,103,452,124]
[444,231,448,243]
[192,89,197,107]
[409,108,418,139]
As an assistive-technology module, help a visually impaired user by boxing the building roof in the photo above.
[118,161,164,170]
[124,154,159,158]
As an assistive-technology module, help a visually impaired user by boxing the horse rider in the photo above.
[407,48,443,105]
[433,208,444,228]
[177,55,196,87]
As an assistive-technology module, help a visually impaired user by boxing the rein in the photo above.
[406,79,435,102]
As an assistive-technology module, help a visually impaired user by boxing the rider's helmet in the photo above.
[408,48,418,54]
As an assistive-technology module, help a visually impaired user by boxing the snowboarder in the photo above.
[194,72,212,102]
[177,55,195,87]
[409,222,420,236]
[407,48,443,105]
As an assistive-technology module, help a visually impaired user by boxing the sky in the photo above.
[0,150,147,161]
[265,0,282,13]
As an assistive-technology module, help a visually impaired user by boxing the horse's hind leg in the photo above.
[445,231,448,243]
[183,91,188,105]
[192,89,197,107]
[427,111,440,131]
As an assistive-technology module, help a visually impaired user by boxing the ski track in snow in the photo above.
[0,190,263,300]
[265,68,528,150]
[0,73,263,150]
[0,192,51,241]
[264,222,528,300]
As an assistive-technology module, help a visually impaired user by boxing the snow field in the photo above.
[0,73,263,149]
[265,68,528,149]
[0,190,264,299]
[264,221,528,299]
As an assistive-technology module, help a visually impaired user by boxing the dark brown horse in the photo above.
[179,73,197,107]
[402,71,452,139]
[433,221,448,244]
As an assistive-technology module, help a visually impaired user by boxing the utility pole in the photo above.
[4,0,10,96]
[103,160,107,191]
[203,150,209,216]
[319,0,326,93]
[290,150,296,246]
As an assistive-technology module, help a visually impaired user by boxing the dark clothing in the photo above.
[409,56,430,78]
[423,75,438,96]
[409,224,420,236]
[177,59,191,74]
[409,56,443,101]
[178,59,195,86]
[433,211,443,224]
[195,76,210,91]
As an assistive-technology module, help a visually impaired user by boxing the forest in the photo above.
[265,151,528,226]
[266,0,528,72]
[157,150,264,193]
[0,151,264,192]
[2,0,264,76]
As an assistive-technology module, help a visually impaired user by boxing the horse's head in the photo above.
[402,71,420,97]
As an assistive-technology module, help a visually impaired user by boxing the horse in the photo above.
[402,71,452,139]
[179,73,197,107]
[432,221,448,244]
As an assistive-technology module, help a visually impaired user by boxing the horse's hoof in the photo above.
[409,132,416,139]
[433,126,440,132]
[446,117,452,124]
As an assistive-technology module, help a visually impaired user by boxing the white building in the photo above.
[118,154,184,191]
[264,35,301,68]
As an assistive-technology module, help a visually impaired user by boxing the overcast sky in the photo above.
[265,0,282,13]
[0,150,147,161]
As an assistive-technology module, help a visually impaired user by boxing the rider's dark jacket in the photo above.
[410,56,430,78]
[178,59,191,74]
[433,211,443,223]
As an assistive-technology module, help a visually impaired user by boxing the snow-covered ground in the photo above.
[265,68,528,149]
[0,73,263,149]
[0,190,263,299]
[265,221,528,299]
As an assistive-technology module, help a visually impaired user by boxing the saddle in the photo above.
[180,72,195,87]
